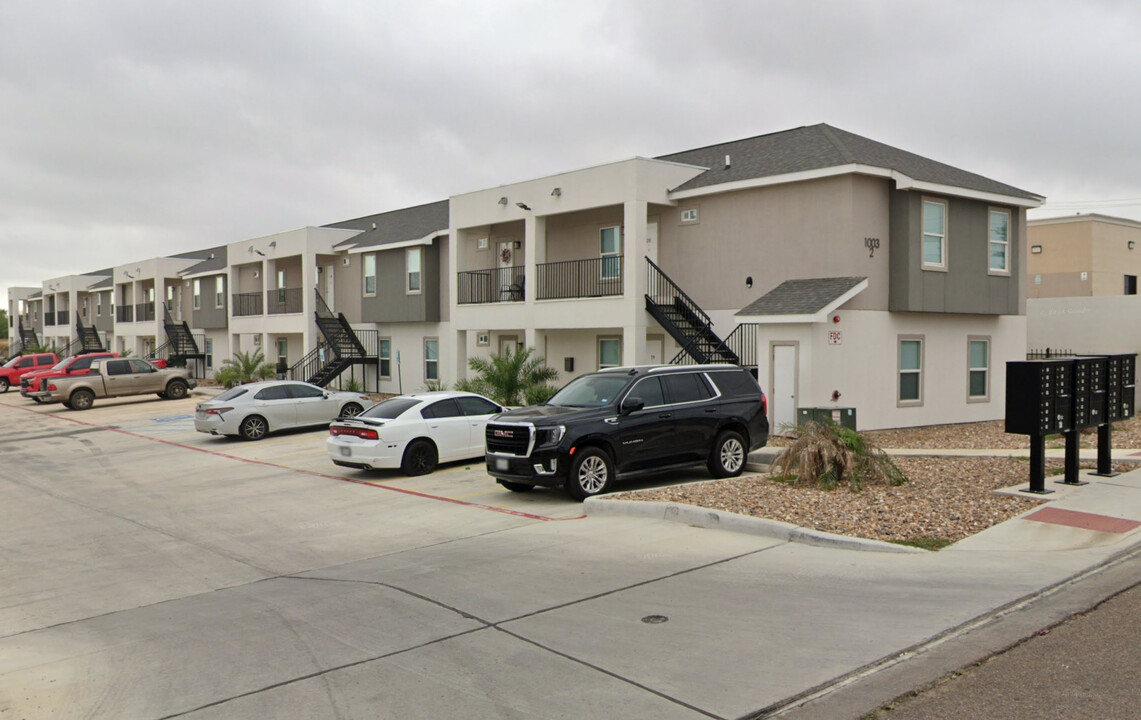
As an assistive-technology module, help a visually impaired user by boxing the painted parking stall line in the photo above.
[12,403,578,524]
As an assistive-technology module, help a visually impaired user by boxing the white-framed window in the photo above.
[922,198,947,269]
[96,296,102,317]
[476,332,490,347]
[476,237,489,250]
[205,338,214,368]
[968,337,990,401]
[276,338,288,371]
[600,226,621,280]
[363,254,376,296]
[193,279,201,309]
[598,336,621,369]
[680,208,698,223]
[276,269,287,303]
[148,287,155,302]
[988,209,1010,274]
[166,285,175,311]
[379,337,391,378]
[407,248,422,294]
[898,336,924,405]
[215,276,225,308]
[423,337,438,381]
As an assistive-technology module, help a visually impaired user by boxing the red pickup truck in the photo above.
[20,352,119,401]
[0,353,59,393]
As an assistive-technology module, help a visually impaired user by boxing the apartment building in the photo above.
[1027,214,1141,298]
[6,124,1042,430]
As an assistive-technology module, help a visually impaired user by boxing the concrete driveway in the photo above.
[4,390,1141,719]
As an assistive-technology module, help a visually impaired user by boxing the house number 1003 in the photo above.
[864,237,881,257]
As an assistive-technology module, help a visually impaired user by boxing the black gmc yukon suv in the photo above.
[485,364,769,501]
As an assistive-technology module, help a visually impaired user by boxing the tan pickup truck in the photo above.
[29,357,195,410]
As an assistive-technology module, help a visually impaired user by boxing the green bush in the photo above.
[215,349,276,389]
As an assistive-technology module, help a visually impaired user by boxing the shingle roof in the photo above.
[736,277,867,317]
[178,246,228,276]
[658,124,1041,200]
[324,200,449,250]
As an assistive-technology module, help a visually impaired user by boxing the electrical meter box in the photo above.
[1005,360,1073,436]
[797,407,857,431]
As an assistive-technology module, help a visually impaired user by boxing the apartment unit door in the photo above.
[771,343,798,434]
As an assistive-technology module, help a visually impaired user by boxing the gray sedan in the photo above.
[195,380,371,441]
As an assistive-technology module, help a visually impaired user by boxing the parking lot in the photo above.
[7,389,1141,719]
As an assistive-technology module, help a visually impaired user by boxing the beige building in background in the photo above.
[1027,214,1141,298]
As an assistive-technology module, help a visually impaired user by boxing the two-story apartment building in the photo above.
[6,124,1042,430]
[1027,214,1141,298]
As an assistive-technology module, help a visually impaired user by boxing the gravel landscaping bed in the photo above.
[613,418,1141,547]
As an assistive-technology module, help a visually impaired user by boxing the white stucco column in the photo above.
[623,200,648,365]
[300,256,316,353]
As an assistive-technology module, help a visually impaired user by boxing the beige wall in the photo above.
[658,174,892,314]
[1028,216,1141,297]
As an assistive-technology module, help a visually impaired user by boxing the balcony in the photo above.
[458,265,525,304]
[232,292,264,317]
[116,306,134,323]
[267,288,303,315]
[537,256,623,300]
[135,302,155,322]
[57,310,70,326]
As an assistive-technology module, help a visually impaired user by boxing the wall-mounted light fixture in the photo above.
[1031,245,1043,254]
[745,276,753,288]
[268,241,277,249]
[516,202,531,211]
[498,197,508,206]
[1130,241,1136,250]
[551,187,562,197]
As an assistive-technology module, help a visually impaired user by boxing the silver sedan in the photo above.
[195,381,371,441]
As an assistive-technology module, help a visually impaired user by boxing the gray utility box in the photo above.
[798,407,857,431]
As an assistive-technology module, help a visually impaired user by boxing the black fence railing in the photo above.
[135,302,155,322]
[354,329,379,357]
[289,342,329,382]
[44,312,56,326]
[56,311,69,326]
[1027,348,1075,360]
[267,288,303,315]
[670,323,757,367]
[537,256,624,300]
[232,292,264,316]
[646,256,713,329]
[457,266,525,304]
[116,305,134,323]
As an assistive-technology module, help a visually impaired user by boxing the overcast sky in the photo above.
[4,0,1141,304]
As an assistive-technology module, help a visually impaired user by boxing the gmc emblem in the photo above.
[493,429,513,438]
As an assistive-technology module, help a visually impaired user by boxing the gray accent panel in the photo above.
[888,190,1021,315]
[361,243,440,323]
[192,277,228,329]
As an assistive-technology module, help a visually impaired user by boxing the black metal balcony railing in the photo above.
[44,312,56,326]
[457,265,525,304]
[116,305,134,323]
[537,256,624,300]
[135,302,155,322]
[56,310,69,326]
[267,287,303,315]
[232,292,264,317]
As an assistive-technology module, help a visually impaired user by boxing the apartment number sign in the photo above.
[864,237,880,257]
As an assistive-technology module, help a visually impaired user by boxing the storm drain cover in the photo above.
[641,615,669,624]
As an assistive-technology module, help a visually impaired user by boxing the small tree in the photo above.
[0,309,8,340]
[215,349,276,389]
[769,421,906,491]
[455,346,558,406]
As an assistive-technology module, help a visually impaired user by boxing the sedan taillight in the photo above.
[204,407,232,417]
[330,426,379,440]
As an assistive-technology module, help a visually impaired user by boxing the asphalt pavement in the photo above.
[3,390,1141,719]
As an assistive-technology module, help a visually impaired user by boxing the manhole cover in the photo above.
[641,615,669,624]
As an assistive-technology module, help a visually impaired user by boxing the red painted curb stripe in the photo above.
[1025,507,1141,534]
[11,403,580,523]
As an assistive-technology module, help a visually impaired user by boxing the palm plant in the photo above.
[454,346,558,406]
[215,348,277,389]
[769,420,906,491]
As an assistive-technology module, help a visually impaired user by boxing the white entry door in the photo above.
[325,266,335,311]
[772,344,798,434]
[646,336,664,365]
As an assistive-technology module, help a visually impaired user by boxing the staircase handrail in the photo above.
[315,289,336,320]
[645,257,714,329]
[288,342,328,382]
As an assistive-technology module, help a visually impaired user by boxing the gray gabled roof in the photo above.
[178,245,228,276]
[658,124,1041,200]
[324,200,449,250]
[737,277,867,317]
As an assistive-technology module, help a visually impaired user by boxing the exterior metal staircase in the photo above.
[669,323,758,375]
[75,313,106,353]
[645,257,739,365]
[147,308,204,369]
[289,291,376,388]
[19,321,39,353]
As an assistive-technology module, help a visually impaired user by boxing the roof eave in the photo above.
[735,278,869,323]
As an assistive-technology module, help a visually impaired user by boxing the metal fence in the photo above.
[537,256,624,300]
[231,292,264,316]
[457,266,525,304]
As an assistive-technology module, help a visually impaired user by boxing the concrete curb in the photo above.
[583,497,925,554]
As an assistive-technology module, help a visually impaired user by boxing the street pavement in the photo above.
[2,389,1141,719]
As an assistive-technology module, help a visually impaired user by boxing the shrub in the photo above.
[461,346,558,406]
[769,420,906,491]
[215,349,276,389]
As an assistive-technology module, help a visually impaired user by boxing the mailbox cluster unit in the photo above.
[1005,354,1135,437]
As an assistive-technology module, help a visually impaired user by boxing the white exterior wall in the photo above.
[1028,296,1141,356]
[753,310,1027,430]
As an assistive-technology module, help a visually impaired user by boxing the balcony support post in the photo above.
[623,200,649,366]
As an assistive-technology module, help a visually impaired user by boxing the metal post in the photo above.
[1093,423,1118,477]
[1057,430,1087,486]
[1023,434,1053,495]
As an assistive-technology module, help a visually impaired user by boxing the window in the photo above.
[254,385,290,401]
[988,209,1010,273]
[193,279,201,309]
[363,254,376,296]
[662,373,713,404]
[96,296,102,317]
[277,269,287,303]
[968,337,990,401]
[148,287,155,302]
[286,383,324,399]
[276,338,288,371]
[424,338,438,381]
[899,337,924,404]
[681,208,698,223]
[1126,275,1138,295]
[407,248,422,293]
[205,338,214,368]
[457,396,501,416]
[1034,274,1042,285]
[215,277,225,308]
[421,399,461,419]
[598,337,621,369]
[600,227,621,280]
[922,199,947,269]
[629,377,665,407]
[379,337,391,378]
[167,286,174,311]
